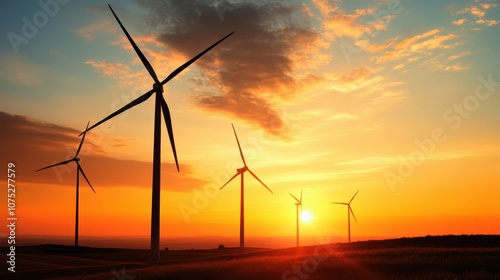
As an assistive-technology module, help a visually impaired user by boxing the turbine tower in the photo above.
[332,190,359,243]
[289,188,302,247]
[36,122,96,247]
[80,4,233,262]
[220,123,273,249]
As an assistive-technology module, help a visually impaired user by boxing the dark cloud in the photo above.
[0,111,207,192]
[137,0,320,137]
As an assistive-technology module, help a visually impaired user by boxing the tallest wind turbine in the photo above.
[81,4,233,262]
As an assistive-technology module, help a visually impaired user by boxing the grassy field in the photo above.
[1,235,499,279]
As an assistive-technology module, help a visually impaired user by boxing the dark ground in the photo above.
[1,235,499,280]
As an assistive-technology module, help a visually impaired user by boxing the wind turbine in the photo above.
[332,190,359,243]
[36,122,95,247]
[79,5,233,262]
[220,123,273,249]
[289,188,302,247]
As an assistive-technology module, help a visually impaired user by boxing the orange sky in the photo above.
[1,0,500,248]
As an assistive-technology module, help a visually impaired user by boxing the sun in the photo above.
[301,210,313,222]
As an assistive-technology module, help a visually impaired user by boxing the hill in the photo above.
[1,234,499,279]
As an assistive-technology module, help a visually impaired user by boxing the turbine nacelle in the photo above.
[237,166,248,173]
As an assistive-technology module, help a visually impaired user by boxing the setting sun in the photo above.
[301,211,313,222]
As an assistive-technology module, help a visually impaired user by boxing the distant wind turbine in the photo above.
[289,188,302,247]
[220,123,273,249]
[36,122,95,247]
[79,4,233,262]
[332,190,359,243]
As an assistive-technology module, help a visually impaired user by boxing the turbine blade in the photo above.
[349,206,357,223]
[332,202,348,205]
[289,193,300,203]
[80,89,154,136]
[160,96,179,172]
[108,4,159,83]
[349,190,359,204]
[160,32,234,86]
[35,159,74,172]
[77,163,96,193]
[300,187,303,203]
[247,169,273,194]
[220,172,240,190]
[76,121,90,156]
[231,123,246,166]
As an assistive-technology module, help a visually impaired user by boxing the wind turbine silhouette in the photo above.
[332,190,359,243]
[36,122,95,248]
[220,123,273,249]
[289,188,302,247]
[80,4,233,262]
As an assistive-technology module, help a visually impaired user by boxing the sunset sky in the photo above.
[1,0,499,248]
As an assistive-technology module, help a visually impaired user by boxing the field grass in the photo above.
[1,235,499,280]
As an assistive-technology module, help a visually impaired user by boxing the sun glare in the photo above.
[301,211,313,222]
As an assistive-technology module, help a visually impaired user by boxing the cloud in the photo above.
[453,2,498,27]
[85,31,193,89]
[443,64,469,72]
[323,65,404,109]
[470,6,486,17]
[457,2,497,18]
[85,60,145,86]
[452,18,467,26]
[0,54,46,87]
[475,19,500,26]
[406,57,419,63]
[448,51,471,61]
[393,63,405,70]
[394,29,441,50]
[326,66,382,93]
[354,37,397,53]
[374,29,459,66]
[0,111,207,192]
[407,33,458,52]
[74,18,117,40]
[420,53,469,72]
[311,0,392,40]
[133,0,324,138]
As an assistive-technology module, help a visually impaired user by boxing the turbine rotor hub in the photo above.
[153,83,164,93]
[76,157,81,162]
